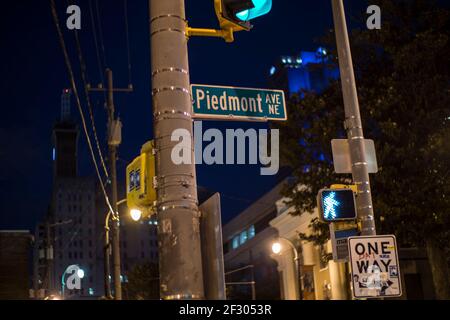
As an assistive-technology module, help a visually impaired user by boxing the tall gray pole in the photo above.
[150,0,205,300]
[45,222,54,295]
[332,0,376,236]
[88,69,131,300]
[103,213,112,299]
[106,69,122,300]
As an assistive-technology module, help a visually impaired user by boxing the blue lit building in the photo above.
[268,47,339,96]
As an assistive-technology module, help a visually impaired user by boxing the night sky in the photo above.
[0,1,368,230]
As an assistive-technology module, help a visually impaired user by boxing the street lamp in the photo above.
[271,237,304,300]
[77,269,85,279]
[271,242,282,255]
[130,209,143,222]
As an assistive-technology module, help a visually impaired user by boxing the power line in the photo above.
[71,15,110,180]
[95,0,108,68]
[88,0,106,90]
[123,0,133,85]
[49,0,115,219]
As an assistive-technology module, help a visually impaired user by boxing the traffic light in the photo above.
[126,141,156,219]
[215,0,273,31]
[318,188,357,222]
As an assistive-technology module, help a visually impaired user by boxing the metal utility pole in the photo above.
[43,219,72,297]
[103,212,112,299]
[89,69,132,300]
[106,69,122,300]
[150,0,205,299]
[103,199,126,300]
[331,0,376,236]
[45,222,54,295]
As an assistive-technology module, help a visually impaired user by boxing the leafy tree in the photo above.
[123,263,160,300]
[276,0,450,299]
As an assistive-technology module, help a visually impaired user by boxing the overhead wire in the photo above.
[95,0,108,69]
[49,0,115,221]
[123,0,133,85]
[69,2,109,181]
[88,0,107,93]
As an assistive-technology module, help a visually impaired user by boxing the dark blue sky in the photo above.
[0,0,368,230]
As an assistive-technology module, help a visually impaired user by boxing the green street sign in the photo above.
[191,84,287,121]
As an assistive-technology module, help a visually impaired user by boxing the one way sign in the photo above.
[348,235,402,299]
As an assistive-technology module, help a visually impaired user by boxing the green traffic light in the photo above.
[236,0,272,21]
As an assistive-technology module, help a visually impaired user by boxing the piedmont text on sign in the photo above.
[348,235,402,298]
[191,84,287,121]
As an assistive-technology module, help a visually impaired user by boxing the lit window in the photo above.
[270,66,276,75]
[317,47,327,56]
[232,236,240,249]
[88,288,94,296]
[248,225,256,239]
[240,230,248,245]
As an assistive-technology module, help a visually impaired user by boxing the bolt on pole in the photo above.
[331,0,376,236]
[150,0,205,300]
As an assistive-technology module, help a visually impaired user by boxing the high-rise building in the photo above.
[52,89,78,179]
[268,47,339,96]
[120,216,159,288]
[34,90,103,299]
[34,90,160,300]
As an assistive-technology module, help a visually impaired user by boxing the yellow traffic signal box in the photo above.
[126,141,156,213]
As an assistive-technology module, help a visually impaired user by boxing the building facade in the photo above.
[270,201,349,300]
[33,89,160,300]
[0,231,33,300]
[222,183,284,300]
[268,47,339,96]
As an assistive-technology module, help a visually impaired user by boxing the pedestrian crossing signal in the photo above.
[318,188,357,222]
[126,141,156,216]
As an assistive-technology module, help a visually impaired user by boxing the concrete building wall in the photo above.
[0,231,33,300]
[52,177,103,299]
[223,182,286,300]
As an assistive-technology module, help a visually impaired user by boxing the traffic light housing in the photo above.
[215,0,272,31]
[318,188,357,222]
[126,141,156,218]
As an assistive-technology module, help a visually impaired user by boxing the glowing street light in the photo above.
[77,269,85,279]
[130,209,143,222]
[271,242,282,255]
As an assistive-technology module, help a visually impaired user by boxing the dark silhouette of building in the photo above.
[0,231,33,299]
[52,89,78,179]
